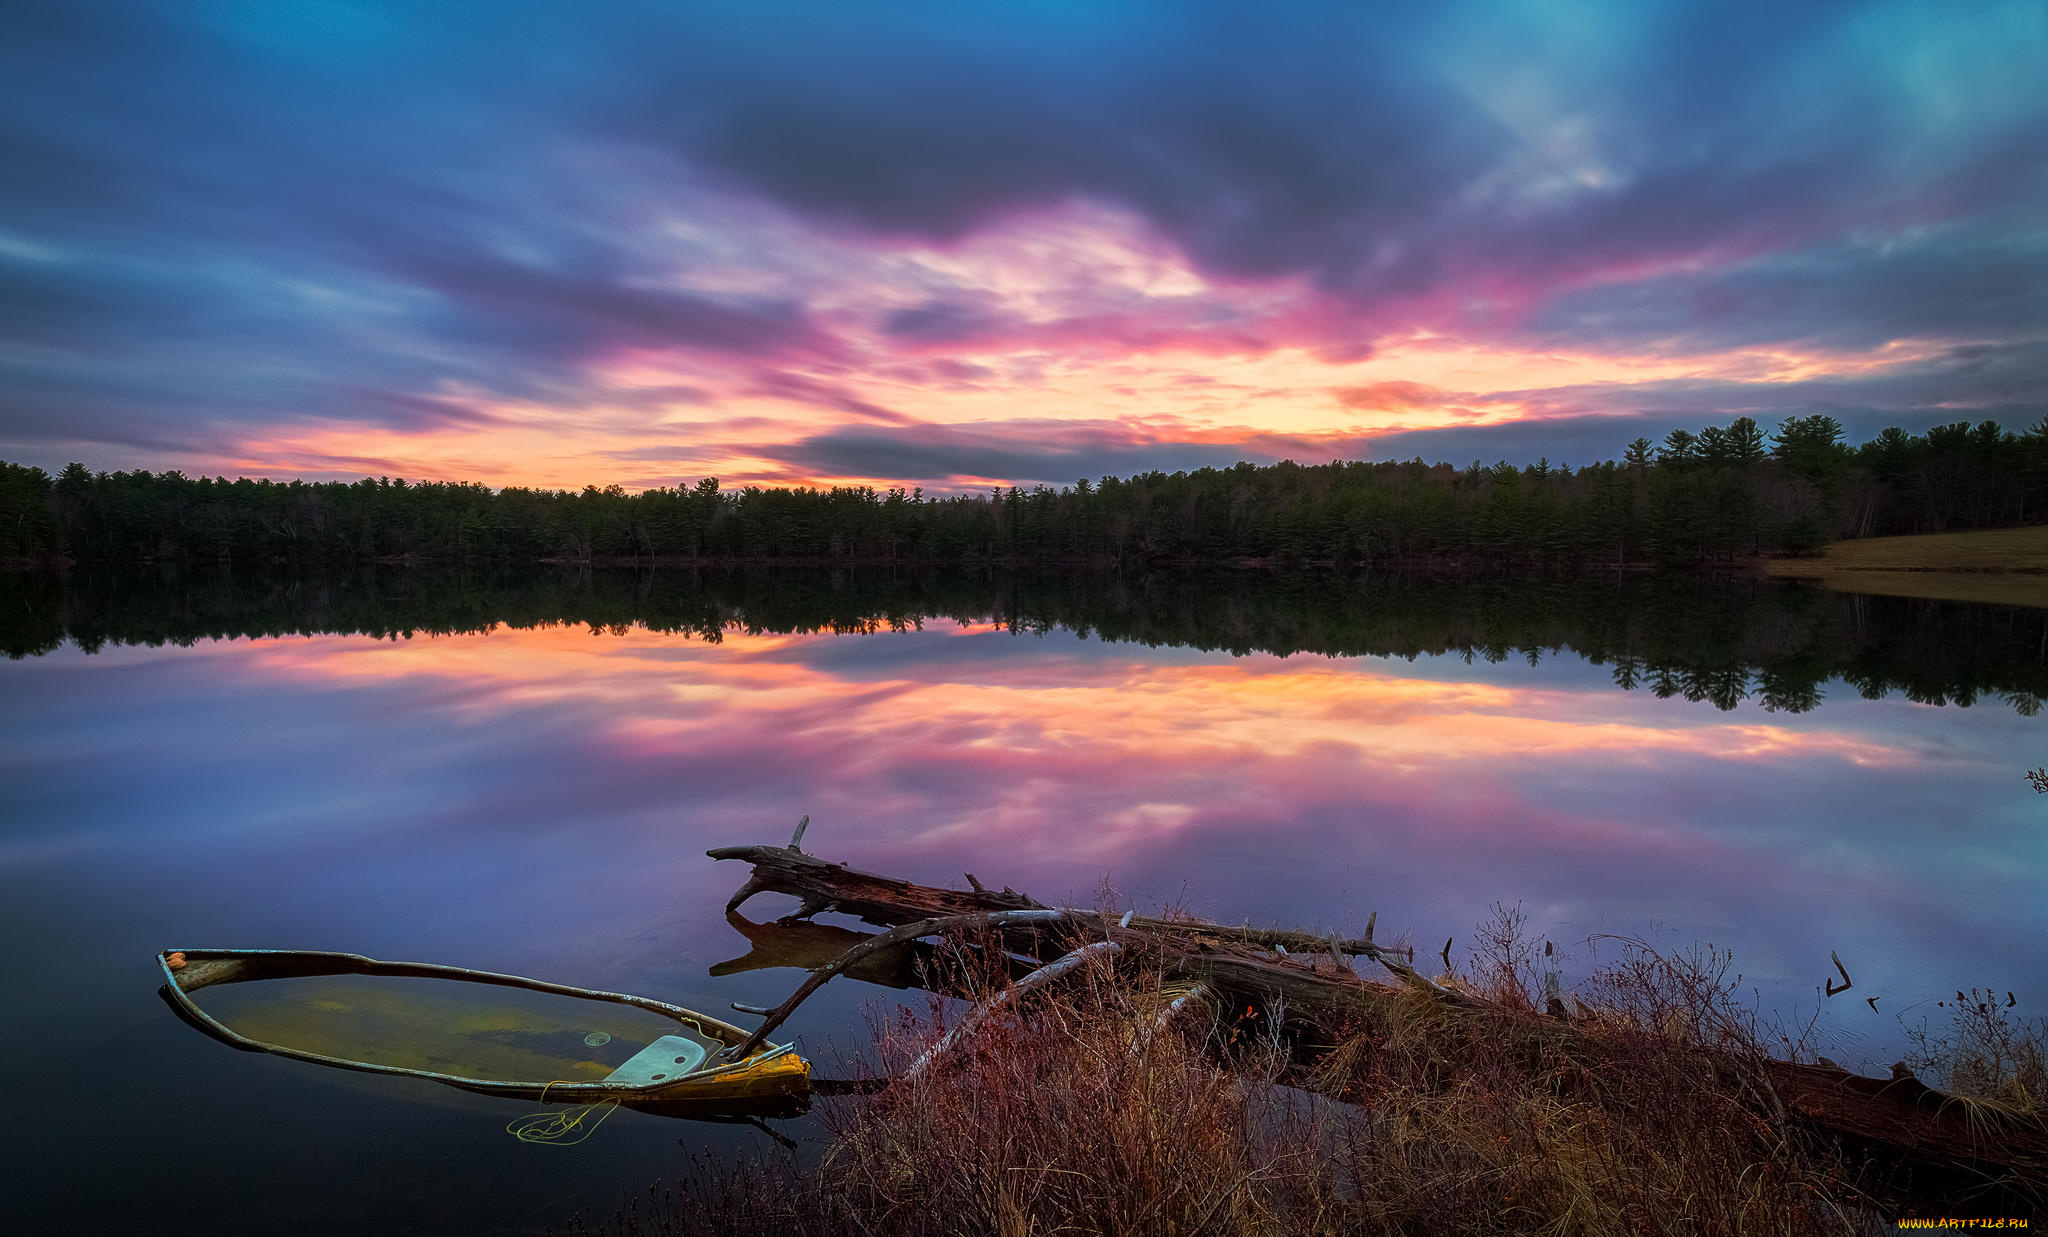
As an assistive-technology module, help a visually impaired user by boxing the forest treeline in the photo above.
[9,564,2047,714]
[4,414,2046,568]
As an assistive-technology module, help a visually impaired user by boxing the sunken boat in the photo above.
[157,948,810,1114]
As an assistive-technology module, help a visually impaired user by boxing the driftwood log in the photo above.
[710,837,2047,1211]
[709,840,1465,1001]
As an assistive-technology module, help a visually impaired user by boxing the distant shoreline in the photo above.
[1764,526,2048,607]
[17,527,2048,613]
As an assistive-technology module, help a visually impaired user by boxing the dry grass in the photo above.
[1768,526,2048,572]
[567,941,1320,1237]
[1766,526,2048,607]
[1296,922,1868,1236]
[566,914,2048,1237]
[1903,986,2048,1119]
[825,970,1307,1236]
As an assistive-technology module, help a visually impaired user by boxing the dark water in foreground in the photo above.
[3,567,2045,1233]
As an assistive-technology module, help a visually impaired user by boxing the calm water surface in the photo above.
[3,569,2044,1233]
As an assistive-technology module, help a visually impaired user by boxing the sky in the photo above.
[1,0,2044,493]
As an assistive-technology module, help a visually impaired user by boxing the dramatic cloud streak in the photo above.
[1,0,2042,486]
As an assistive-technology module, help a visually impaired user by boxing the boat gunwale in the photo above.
[157,948,802,1102]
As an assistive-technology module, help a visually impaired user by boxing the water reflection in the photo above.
[1,567,2043,1233]
[711,910,945,990]
[8,565,2048,713]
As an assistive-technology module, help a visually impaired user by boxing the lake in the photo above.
[3,566,2044,1233]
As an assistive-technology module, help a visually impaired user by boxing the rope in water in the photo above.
[505,1080,619,1146]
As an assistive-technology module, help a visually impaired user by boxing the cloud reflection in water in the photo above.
[2,612,2043,1228]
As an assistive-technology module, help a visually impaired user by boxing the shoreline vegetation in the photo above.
[564,841,2047,1235]
[7,415,2048,573]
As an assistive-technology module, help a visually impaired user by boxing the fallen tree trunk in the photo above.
[709,836,1044,925]
[710,838,2048,1211]
[711,840,1465,1002]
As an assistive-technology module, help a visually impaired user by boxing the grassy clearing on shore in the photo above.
[565,914,2046,1237]
[1767,526,2048,607]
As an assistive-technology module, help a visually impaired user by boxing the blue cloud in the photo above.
[0,0,2043,470]
[760,421,1290,488]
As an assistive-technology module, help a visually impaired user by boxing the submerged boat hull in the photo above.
[158,948,809,1111]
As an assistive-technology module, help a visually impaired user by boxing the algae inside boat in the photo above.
[158,949,810,1113]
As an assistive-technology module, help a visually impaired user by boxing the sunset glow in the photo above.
[3,2,2043,489]
[12,616,2036,1007]
[222,622,1930,865]
[9,11,2048,1224]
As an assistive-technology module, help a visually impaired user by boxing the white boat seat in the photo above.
[601,1034,707,1085]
